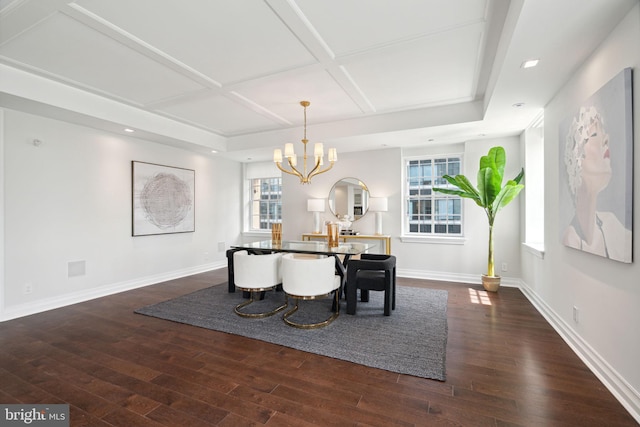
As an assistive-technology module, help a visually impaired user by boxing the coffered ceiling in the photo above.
[0,0,636,161]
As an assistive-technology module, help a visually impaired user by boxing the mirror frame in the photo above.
[328,177,370,221]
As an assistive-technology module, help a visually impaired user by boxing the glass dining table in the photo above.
[226,239,376,293]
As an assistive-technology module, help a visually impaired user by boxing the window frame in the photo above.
[248,177,282,232]
[402,154,465,243]
[523,113,545,258]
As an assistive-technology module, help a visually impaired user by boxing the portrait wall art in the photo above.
[132,161,195,236]
[558,68,633,263]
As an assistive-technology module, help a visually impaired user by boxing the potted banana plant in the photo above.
[434,146,524,292]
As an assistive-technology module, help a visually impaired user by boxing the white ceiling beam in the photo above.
[0,63,227,151]
[228,100,483,150]
[264,0,375,113]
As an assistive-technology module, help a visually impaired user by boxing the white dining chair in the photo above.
[232,250,287,318]
[281,253,341,328]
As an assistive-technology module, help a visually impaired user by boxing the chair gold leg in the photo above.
[282,292,340,329]
[234,292,288,318]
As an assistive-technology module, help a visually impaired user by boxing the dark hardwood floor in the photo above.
[1,268,636,426]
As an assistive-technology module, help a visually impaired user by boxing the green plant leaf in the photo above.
[488,146,506,181]
[492,181,525,212]
[447,174,480,198]
[513,168,525,184]
[478,153,495,174]
[434,175,482,204]
[431,187,464,196]
[477,167,500,207]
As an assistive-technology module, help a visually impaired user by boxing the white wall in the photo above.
[1,108,242,320]
[520,4,640,419]
[280,136,524,283]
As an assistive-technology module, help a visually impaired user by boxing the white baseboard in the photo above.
[396,270,639,423]
[397,269,521,287]
[518,281,640,424]
[1,261,227,322]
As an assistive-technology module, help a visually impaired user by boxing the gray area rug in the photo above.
[135,284,448,381]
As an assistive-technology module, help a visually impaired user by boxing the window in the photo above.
[250,177,282,231]
[405,156,462,236]
[524,113,545,255]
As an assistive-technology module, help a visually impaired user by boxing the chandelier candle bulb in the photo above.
[284,143,295,158]
[328,148,337,162]
[273,149,283,163]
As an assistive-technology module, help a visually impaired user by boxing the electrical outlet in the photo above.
[501,262,508,272]
[573,306,579,323]
[217,241,226,252]
[24,283,33,294]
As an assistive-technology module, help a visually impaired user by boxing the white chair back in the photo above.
[233,250,282,289]
[281,253,340,297]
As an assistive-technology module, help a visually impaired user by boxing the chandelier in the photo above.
[273,101,337,184]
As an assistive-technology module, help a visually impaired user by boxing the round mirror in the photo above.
[328,177,369,221]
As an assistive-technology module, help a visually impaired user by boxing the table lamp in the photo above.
[307,199,325,234]
[369,197,388,235]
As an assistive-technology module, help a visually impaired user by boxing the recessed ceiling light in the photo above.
[512,102,525,108]
[211,150,218,154]
[521,59,539,69]
[124,128,135,133]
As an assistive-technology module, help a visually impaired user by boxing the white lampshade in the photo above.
[328,148,338,162]
[369,197,388,212]
[307,199,325,212]
[308,199,325,234]
[284,143,295,158]
[273,149,283,163]
[369,197,388,235]
[314,143,324,158]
